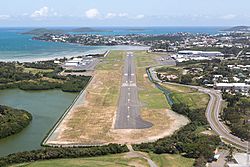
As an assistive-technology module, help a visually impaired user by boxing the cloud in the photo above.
[85,8,100,19]
[220,14,237,20]
[134,14,145,19]
[31,6,50,18]
[105,12,129,19]
[85,9,141,20]
[0,15,10,20]
[106,13,117,19]
[118,13,129,17]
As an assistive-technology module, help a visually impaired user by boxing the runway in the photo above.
[114,52,153,129]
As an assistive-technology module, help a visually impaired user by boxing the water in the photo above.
[0,89,77,157]
[0,27,225,61]
[72,26,226,36]
[0,28,110,62]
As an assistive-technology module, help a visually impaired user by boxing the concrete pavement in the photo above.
[114,52,153,129]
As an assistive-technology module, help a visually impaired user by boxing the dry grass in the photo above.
[57,58,124,144]
[23,67,53,74]
[11,153,149,167]
[49,50,189,145]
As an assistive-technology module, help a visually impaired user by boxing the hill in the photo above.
[223,26,250,32]
[71,27,112,32]
[23,27,112,35]
[22,28,66,35]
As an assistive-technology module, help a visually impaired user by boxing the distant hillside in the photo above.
[22,28,65,35]
[71,27,112,32]
[223,26,250,32]
[23,27,112,35]
[128,28,146,31]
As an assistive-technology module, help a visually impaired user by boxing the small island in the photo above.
[22,28,65,35]
[223,26,250,32]
[22,27,113,36]
[71,27,113,33]
[0,105,32,139]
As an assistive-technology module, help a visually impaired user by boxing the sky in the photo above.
[0,0,250,27]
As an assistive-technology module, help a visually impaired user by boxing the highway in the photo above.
[114,52,153,129]
[148,67,248,151]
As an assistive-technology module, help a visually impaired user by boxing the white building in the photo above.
[64,58,82,67]
[215,83,250,92]
[173,50,224,62]
[65,61,80,67]
[178,50,224,57]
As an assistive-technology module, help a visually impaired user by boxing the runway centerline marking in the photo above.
[114,52,153,129]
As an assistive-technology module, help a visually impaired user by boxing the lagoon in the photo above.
[0,89,77,157]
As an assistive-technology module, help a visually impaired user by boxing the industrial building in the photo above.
[214,83,250,92]
[171,50,224,62]
[178,50,224,57]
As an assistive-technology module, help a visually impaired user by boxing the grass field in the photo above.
[23,67,54,74]
[96,51,124,70]
[11,51,196,167]
[161,83,209,110]
[149,153,195,167]
[11,152,195,167]
[11,153,149,167]
[55,50,188,145]
[134,51,171,110]
[134,50,162,68]
[58,51,125,144]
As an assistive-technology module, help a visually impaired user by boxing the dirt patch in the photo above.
[107,109,189,144]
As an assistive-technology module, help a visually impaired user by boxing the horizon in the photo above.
[1,0,250,27]
[0,25,239,28]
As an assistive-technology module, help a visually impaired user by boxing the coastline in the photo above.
[0,45,149,63]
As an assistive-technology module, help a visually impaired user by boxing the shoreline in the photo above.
[0,45,149,63]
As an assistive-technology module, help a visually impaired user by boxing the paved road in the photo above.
[204,89,248,151]
[127,145,158,167]
[148,66,247,151]
[114,52,153,129]
[236,49,244,59]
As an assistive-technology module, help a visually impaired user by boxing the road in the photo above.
[148,66,247,151]
[114,52,153,129]
[236,49,244,59]
[127,145,158,167]
[204,88,248,151]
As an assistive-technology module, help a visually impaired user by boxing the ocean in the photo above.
[0,27,226,62]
